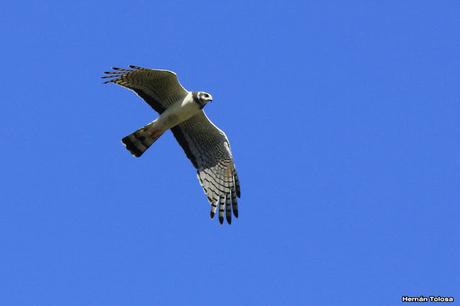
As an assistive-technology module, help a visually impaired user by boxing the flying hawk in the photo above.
[102,65,240,224]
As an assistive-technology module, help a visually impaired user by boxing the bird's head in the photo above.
[193,91,213,109]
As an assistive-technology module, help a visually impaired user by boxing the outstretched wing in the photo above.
[171,112,241,224]
[102,65,188,113]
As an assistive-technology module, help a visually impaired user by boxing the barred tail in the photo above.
[121,124,163,157]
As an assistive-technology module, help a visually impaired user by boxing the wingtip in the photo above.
[218,216,224,224]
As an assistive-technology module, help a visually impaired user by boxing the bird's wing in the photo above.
[102,65,188,113]
[171,112,241,224]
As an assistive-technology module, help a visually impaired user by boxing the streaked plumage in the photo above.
[102,65,241,224]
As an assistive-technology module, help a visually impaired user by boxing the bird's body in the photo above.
[102,65,240,224]
[155,92,203,131]
[123,92,202,156]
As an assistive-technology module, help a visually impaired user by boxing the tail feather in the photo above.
[122,124,163,157]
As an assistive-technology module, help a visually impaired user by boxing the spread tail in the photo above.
[122,123,163,157]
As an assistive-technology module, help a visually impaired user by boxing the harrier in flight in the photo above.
[102,65,240,224]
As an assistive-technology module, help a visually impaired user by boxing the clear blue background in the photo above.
[1,1,459,305]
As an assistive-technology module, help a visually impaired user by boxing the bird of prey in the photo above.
[102,65,240,224]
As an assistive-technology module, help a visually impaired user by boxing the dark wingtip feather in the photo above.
[219,216,224,224]
[210,210,215,218]
[112,67,130,71]
[233,210,238,218]
[234,174,241,198]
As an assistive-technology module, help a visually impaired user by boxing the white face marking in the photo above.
[200,92,212,103]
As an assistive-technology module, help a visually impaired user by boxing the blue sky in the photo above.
[1,0,459,305]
